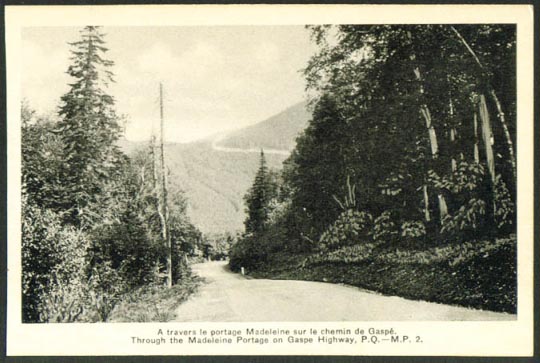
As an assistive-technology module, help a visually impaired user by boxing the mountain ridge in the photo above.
[214,101,310,152]
[120,101,311,234]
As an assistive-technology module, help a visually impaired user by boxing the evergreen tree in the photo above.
[244,150,278,234]
[55,26,122,227]
[282,94,357,240]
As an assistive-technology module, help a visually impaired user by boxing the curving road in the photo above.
[173,261,514,322]
[211,134,292,156]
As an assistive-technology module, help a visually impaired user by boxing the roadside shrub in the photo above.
[429,162,513,240]
[107,275,200,322]
[493,175,515,231]
[230,205,291,273]
[38,275,87,323]
[229,234,268,272]
[441,198,486,241]
[310,243,378,264]
[319,210,372,250]
[22,195,91,323]
[400,220,426,243]
[378,236,514,265]
[86,261,127,322]
[428,161,485,194]
[89,208,159,289]
[372,211,398,243]
[172,254,192,284]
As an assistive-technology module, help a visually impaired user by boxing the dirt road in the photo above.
[173,261,514,322]
[211,134,291,155]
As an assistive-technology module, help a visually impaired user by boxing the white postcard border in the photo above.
[5,4,535,357]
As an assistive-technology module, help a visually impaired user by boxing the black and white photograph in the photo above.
[4,4,535,357]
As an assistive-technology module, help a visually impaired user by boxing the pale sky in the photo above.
[21,26,317,143]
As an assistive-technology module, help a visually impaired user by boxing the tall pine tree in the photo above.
[244,150,278,235]
[55,26,122,227]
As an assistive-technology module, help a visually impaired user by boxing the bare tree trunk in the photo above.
[407,31,448,220]
[149,136,163,276]
[137,164,146,197]
[159,83,172,288]
[449,97,457,172]
[489,89,516,179]
[150,137,158,187]
[478,94,496,184]
[423,184,431,222]
[478,94,497,218]
[450,26,516,181]
[450,128,457,171]
[473,111,480,163]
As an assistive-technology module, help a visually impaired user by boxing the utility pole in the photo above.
[159,83,172,288]
[150,129,160,279]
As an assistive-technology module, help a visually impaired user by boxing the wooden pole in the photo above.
[159,83,172,288]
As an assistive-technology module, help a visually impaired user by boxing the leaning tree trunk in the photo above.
[477,94,497,219]
[478,94,496,185]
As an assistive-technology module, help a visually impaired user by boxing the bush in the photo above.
[38,269,89,323]
[372,211,398,243]
[494,175,515,231]
[319,210,372,250]
[22,196,91,322]
[428,161,485,194]
[22,194,139,323]
[229,207,291,273]
[377,236,515,266]
[107,275,200,322]
[441,198,487,241]
[89,207,160,289]
[400,220,426,244]
[229,234,267,272]
[310,243,378,264]
[84,261,127,322]
[172,254,192,284]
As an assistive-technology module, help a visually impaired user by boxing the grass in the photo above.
[247,235,517,314]
[106,275,202,322]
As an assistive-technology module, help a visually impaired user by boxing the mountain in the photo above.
[121,102,311,235]
[214,101,310,152]
[164,141,287,234]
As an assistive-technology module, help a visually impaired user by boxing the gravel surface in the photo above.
[174,261,515,322]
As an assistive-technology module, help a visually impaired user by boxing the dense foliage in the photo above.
[230,25,516,312]
[21,26,200,322]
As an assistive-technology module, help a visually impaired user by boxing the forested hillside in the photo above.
[231,24,517,313]
[118,103,308,234]
[163,141,287,234]
[118,100,308,234]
